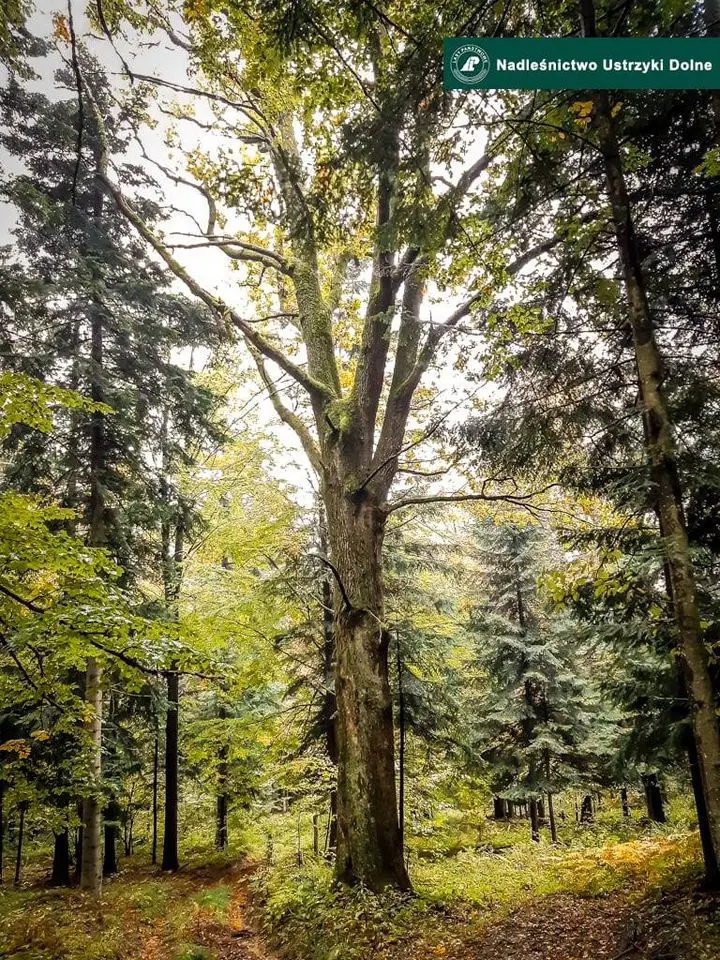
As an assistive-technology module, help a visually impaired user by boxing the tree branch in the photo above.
[81,79,333,402]
[251,351,323,475]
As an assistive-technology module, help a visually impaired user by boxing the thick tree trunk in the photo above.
[80,658,103,893]
[580,0,720,870]
[493,797,506,820]
[162,668,180,872]
[324,489,409,891]
[51,830,71,887]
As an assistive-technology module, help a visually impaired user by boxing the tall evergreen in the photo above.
[0,55,224,888]
[468,521,613,840]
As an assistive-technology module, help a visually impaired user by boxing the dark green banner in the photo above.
[443,38,720,89]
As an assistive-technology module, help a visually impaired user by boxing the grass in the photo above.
[0,855,244,960]
[0,790,714,960]
[245,792,710,959]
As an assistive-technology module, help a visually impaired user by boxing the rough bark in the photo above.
[325,487,409,891]
[620,786,630,819]
[160,426,184,873]
[580,0,720,869]
[580,795,593,823]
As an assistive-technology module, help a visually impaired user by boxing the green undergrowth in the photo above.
[247,796,705,960]
[0,861,236,960]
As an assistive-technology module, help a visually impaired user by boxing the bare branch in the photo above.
[386,481,560,515]
[251,351,323,475]
[81,80,333,401]
[307,554,353,610]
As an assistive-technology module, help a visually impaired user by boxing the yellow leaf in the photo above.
[52,12,70,43]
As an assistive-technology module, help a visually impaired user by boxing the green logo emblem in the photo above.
[450,43,491,84]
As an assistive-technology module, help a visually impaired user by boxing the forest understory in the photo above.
[4,0,720,958]
[3,803,720,960]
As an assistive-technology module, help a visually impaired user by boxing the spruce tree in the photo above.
[468,520,614,841]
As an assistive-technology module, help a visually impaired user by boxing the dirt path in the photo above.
[192,883,272,959]
[440,888,720,960]
[160,860,275,960]
[458,894,635,960]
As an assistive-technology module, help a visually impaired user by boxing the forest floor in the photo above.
[2,807,720,960]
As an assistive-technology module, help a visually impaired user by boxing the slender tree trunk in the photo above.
[74,801,83,883]
[0,778,4,884]
[151,724,159,865]
[319,509,338,853]
[14,801,27,886]
[51,830,71,887]
[580,0,720,869]
[215,704,228,850]
[328,789,338,853]
[80,253,107,894]
[688,734,720,887]
[529,799,540,842]
[620,786,630,818]
[547,793,557,843]
[643,774,666,823]
[162,667,179,872]
[160,426,184,873]
[324,487,409,891]
[396,628,406,853]
[81,657,103,893]
[103,799,120,876]
[580,795,593,823]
